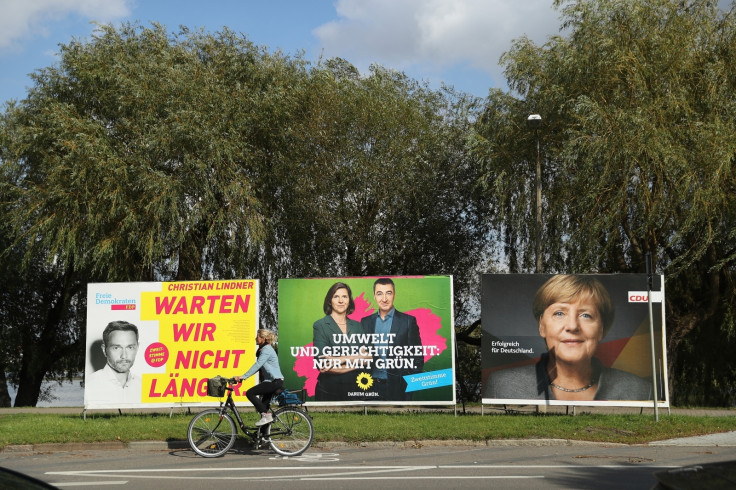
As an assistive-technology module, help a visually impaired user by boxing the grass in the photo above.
[2,409,736,448]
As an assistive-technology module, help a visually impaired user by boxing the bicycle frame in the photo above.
[218,386,268,445]
[188,378,314,457]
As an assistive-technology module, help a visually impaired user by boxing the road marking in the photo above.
[47,466,435,480]
[304,476,546,480]
[46,463,681,482]
[440,465,679,469]
[47,466,428,475]
[47,463,680,476]
[270,452,341,462]
[51,482,128,487]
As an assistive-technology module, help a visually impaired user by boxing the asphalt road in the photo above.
[3,405,736,488]
[2,439,736,490]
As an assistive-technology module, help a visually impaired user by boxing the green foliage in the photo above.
[455,342,482,409]
[0,23,490,405]
[0,173,85,406]
[474,0,736,405]
[2,23,305,282]
[257,63,490,324]
[4,3,734,408]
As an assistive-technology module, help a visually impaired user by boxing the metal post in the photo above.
[535,132,542,273]
[646,253,659,422]
[527,114,543,273]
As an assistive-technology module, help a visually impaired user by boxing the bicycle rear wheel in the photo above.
[266,407,314,457]
[188,409,237,457]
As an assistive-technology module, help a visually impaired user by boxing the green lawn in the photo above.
[2,409,735,448]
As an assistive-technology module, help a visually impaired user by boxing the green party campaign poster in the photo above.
[278,276,456,405]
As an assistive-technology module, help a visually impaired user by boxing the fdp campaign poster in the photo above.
[278,276,456,405]
[481,274,668,407]
[85,280,258,409]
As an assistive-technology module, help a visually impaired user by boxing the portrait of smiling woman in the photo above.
[485,274,652,401]
[312,282,371,401]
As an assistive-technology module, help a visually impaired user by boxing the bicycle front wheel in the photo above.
[187,409,237,457]
[266,407,314,457]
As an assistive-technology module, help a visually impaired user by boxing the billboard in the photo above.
[85,280,258,409]
[481,274,668,407]
[278,276,456,405]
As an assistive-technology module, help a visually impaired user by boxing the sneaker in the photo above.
[255,412,273,426]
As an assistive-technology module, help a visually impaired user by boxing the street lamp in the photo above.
[527,114,542,273]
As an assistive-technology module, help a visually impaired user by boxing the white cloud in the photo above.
[0,0,131,51]
[314,0,560,82]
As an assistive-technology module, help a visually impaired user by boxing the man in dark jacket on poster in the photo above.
[361,278,424,400]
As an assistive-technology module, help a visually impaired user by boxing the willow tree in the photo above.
[247,58,492,327]
[0,23,308,405]
[1,22,491,405]
[474,0,736,404]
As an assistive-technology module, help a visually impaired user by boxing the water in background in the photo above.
[7,379,85,407]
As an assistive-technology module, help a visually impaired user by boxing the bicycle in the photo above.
[187,376,314,458]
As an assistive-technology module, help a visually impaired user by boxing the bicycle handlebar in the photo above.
[218,376,298,391]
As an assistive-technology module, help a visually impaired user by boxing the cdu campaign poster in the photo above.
[278,276,456,405]
[481,274,668,407]
[85,280,258,409]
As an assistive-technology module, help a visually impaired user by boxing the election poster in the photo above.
[481,274,668,407]
[85,280,258,409]
[278,276,456,405]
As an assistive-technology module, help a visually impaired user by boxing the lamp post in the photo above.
[527,114,542,273]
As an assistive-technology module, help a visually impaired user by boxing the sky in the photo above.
[0,0,565,105]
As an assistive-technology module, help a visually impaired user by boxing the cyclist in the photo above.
[234,328,284,426]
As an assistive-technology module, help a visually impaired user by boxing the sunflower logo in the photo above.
[356,372,374,391]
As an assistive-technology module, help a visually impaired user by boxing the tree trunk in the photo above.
[665,311,700,403]
[13,269,80,407]
[14,314,60,407]
[0,366,11,407]
[176,222,208,281]
[665,253,722,403]
[13,369,45,407]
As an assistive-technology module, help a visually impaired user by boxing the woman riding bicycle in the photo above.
[234,328,283,426]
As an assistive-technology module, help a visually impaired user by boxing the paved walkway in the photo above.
[649,431,736,447]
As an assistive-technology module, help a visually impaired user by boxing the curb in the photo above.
[2,437,705,454]
[319,438,629,448]
[5,430,736,454]
[2,440,189,454]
